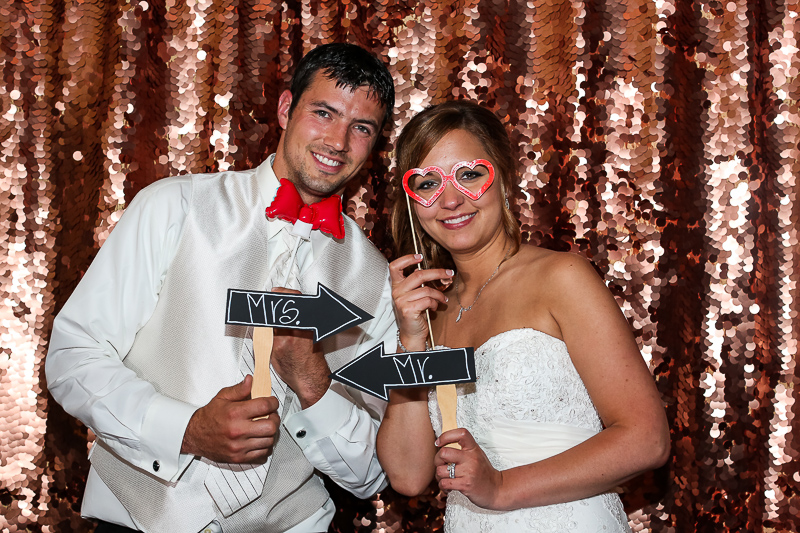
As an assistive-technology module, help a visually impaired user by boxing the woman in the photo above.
[376,100,670,532]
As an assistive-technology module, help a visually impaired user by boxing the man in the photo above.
[46,43,397,533]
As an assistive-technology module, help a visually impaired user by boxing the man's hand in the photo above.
[270,287,332,409]
[181,375,280,463]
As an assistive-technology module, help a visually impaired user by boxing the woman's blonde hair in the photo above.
[391,100,521,270]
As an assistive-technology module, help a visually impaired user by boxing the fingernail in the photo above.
[444,296,449,302]
[446,269,454,276]
[434,438,440,446]
[415,254,423,260]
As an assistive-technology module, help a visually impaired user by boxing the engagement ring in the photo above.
[447,462,456,479]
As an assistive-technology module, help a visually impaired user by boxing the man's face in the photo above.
[272,73,386,205]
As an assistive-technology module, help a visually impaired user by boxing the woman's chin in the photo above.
[436,237,482,256]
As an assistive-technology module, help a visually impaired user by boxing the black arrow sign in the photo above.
[330,343,476,401]
[225,283,373,342]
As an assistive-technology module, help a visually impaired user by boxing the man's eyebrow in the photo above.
[353,116,380,130]
[310,100,342,117]
[309,100,380,130]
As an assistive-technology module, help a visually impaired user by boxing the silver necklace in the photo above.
[454,247,511,322]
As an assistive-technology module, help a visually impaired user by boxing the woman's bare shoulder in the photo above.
[487,246,600,340]
[512,246,598,284]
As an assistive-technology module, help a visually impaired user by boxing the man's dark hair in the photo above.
[289,43,395,128]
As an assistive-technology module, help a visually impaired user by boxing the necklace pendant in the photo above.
[452,245,511,324]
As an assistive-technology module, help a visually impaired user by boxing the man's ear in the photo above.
[277,90,293,129]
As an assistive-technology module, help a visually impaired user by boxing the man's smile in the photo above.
[312,151,345,169]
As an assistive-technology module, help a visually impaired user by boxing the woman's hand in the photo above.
[435,428,505,510]
[389,254,453,351]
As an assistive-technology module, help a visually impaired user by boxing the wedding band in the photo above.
[447,462,456,479]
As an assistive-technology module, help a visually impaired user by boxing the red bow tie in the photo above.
[265,179,345,239]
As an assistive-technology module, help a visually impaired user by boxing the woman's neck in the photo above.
[451,234,513,288]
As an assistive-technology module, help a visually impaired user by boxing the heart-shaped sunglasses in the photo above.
[402,159,495,207]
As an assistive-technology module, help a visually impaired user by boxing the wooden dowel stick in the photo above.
[405,195,436,350]
[405,195,458,440]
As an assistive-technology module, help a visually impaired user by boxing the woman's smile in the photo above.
[439,212,477,229]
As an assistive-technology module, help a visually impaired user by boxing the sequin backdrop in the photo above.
[1,0,798,531]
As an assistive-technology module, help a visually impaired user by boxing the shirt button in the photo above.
[152,460,160,472]
[296,429,307,439]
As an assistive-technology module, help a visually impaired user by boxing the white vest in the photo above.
[91,168,389,533]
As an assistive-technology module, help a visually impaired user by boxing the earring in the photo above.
[505,197,510,209]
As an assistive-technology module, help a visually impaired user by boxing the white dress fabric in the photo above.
[429,328,632,533]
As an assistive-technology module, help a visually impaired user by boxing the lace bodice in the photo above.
[429,328,631,532]
[462,328,601,452]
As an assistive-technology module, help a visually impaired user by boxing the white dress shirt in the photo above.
[46,156,396,532]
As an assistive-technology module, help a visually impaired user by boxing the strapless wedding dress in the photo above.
[429,328,631,532]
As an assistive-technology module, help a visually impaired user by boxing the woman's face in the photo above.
[411,129,505,256]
